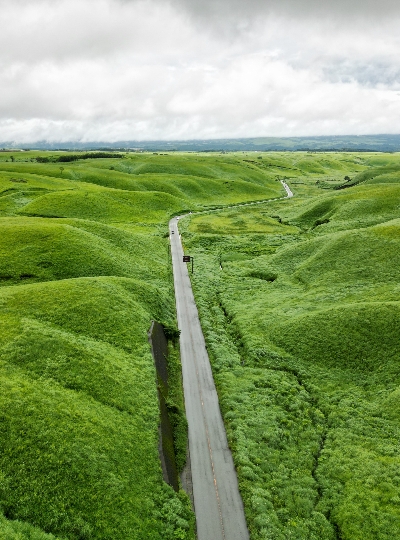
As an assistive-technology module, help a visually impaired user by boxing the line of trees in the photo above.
[35,152,124,163]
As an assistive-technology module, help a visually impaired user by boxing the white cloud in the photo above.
[0,0,399,142]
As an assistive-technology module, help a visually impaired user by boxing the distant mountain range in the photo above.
[2,134,400,152]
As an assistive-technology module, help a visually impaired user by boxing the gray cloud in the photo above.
[322,60,400,88]
[158,0,400,25]
[0,0,399,142]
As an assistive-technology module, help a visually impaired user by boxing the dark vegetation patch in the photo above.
[312,218,330,228]
[36,152,124,163]
[149,321,188,491]
[247,270,277,282]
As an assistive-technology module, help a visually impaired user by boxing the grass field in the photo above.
[1,149,399,539]
[0,150,282,539]
[180,152,400,539]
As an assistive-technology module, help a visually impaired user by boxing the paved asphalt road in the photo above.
[169,182,293,539]
[169,219,250,540]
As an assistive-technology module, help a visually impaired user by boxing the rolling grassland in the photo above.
[181,153,400,540]
[0,150,281,540]
[1,149,398,540]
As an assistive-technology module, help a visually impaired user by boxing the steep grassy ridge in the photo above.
[338,162,400,188]
[0,216,172,291]
[289,184,400,232]
[0,276,194,540]
[18,189,183,223]
[181,157,400,540]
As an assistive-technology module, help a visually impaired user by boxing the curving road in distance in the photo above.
[169,181,293,539]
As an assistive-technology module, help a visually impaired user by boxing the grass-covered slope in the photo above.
[18,189,183,223]
[0,514,59,540]
[0,157,166,538]
[290,184,400,232]
[0,152,283,211]
[181,154,400,540]
[0,277,193,539]
[0,217,168,285]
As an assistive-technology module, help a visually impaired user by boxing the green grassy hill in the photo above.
[0,153,283,210]
[0,217,169,284]
[17,189,184,223]
[289,184,400,232]
[181,152,400,540]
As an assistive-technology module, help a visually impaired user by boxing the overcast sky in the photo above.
[1,0,400,142]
